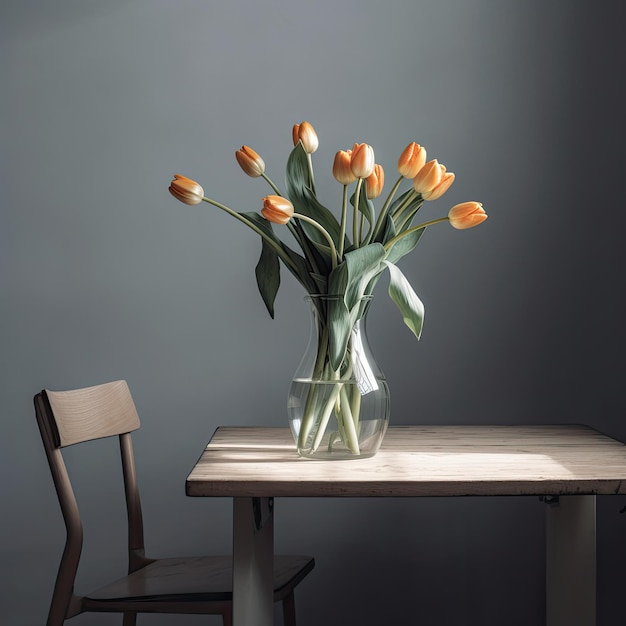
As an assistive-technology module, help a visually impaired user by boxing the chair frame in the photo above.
[34,380,314,625]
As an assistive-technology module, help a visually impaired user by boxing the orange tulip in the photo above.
[350,143,375,178]
[448,202,488,229]
[169,174,204,205]
[425,171,455,201]
[292,121,319,154]
[397,142,427,178]
[235,145,265,177]
[366,164,385,199]
[332,149,357,185]
[412,159,455,200]
[261,195,295,225]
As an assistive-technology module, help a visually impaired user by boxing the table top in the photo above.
[186,425,626,498]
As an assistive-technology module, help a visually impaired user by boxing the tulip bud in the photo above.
[292,121,319,154]
[412,159,455,200]
[448,202,488,230]
[365,164,384,199]
[235,145,265,177]
[332,149,357,185]
[169,174,204,205]
[398,142,427,178]
[261,195,295,225]
[350,143,375,178]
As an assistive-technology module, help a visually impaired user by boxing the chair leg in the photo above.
[122,612,137,626]
[282,591,297,626]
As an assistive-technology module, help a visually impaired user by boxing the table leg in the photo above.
[545,495,596,626]
[232,497,274,626]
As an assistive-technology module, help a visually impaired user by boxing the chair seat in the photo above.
[85,554,315,603]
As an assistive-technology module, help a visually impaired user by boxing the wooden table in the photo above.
[186,425,626,626]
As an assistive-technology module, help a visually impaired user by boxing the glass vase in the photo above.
[288,295,390,460]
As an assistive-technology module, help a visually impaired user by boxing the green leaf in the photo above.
[291,219,333,276]
[285,141,312,192]
[374,212,396,245]
[310,272,328,294]
[326,243,386,370]
[349,189,375,234]
[286,143,344,250]
[255,239,280,318]
[385,261,424,339]
[241,210,277,236]
[342,243,386,310]
[326,295,351,371]
[241,211,316,295]
[384,227,425,265]
[279,239,318,293]
[327,261,349,296]
[386,190,425,235]
[387,188,414,214]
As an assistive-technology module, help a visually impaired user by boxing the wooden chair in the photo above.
[34,379,315,626]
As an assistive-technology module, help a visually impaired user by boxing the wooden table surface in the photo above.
[186,424,626,498]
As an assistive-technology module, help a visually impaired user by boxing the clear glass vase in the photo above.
[288,295,390,460]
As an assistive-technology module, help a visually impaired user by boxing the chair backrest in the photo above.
[45,379,141,447]
[34,380,149,623]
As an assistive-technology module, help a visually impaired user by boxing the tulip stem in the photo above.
[359,212,366,246]
[307,153,316,194]
[353,179,363,247]
[393,195,425,232]
[369,175,404,243]
[338,184,349,259]
[391,189,420,220]
[202,196,301,276]
[383,217,450,252]
[294,213,338,269]
[288,221,322,277]
[395,206,420,232]
[262,173,282,196]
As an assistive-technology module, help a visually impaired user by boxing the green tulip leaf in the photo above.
[374,213,397,245]
[285,141,313,192]
[286,143,343,247]
[255,239,280,318]
[349,189,375,233]
[310,272,328,294]
[326,243,386,369]
[242,211,316,296]
[387,189,422,219]
[387,188,413,211]
[326,295,352,371]
[327,260,349,297]
[385,261,424,339]
[342,243,386,310]
[384,227,425,265]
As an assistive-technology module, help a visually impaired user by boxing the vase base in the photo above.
[297,449,380,460]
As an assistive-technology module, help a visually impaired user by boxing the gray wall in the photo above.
[2,1,625,624]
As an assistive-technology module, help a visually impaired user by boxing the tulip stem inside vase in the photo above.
[288,295,390,460]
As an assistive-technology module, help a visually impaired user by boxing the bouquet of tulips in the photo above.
[169,121,487,455]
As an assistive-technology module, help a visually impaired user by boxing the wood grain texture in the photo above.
[46,379,140,447]
[186,425,626,498]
